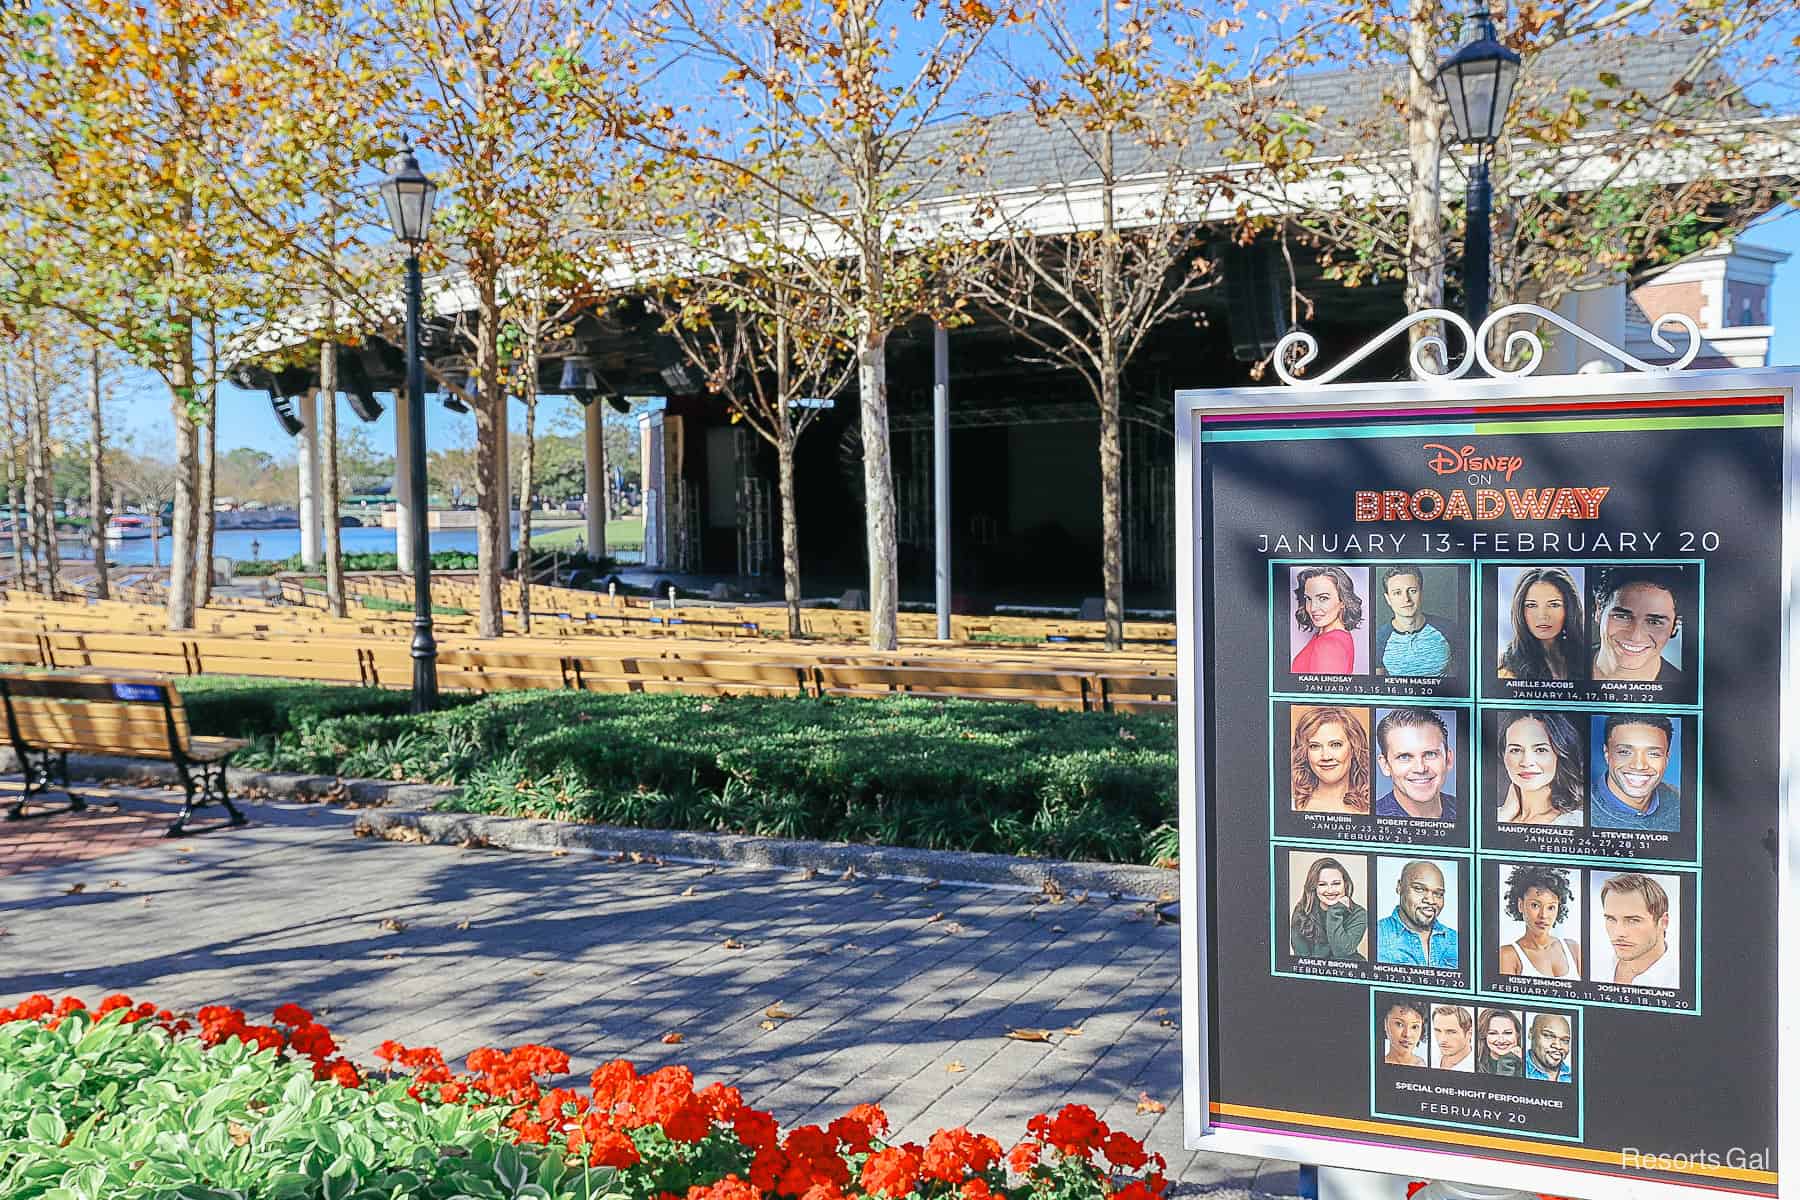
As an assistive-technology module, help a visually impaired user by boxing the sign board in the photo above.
[1175,367,1798,1200]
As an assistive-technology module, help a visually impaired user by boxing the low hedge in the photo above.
[179,679,1178,865]
[2,993,1167,1200]
[233,550,482,577]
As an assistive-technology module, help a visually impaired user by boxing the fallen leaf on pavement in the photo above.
[455,919,471,931]
[107,880,126,889]
[764,1004,795,1019]
[681,886,698,897]
[379,918,409,933]
[722,937,745,950]
[797,866,818,881]
[1006,1029,1053,1042]
[1136,1093,1167,1114]
[530,969,546,977]
[661,1032,684,1044]
[759,1020,778,1031]
[65,883,86,895]
[1159,1017,1177,1028]
[550,848,570,858]
[946,1060,966,1073]
[840,866,856,881]
[1061,1026,1084,1036]
[926,912,944,923]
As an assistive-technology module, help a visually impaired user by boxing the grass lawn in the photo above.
[533,518,643,552]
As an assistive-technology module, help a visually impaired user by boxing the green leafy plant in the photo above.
[179,680,1176,864]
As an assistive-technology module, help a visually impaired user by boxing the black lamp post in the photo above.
[380,144,440,713]
[1436,4,1520,328]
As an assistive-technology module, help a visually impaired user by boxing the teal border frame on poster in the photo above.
[1366,989,1586,1143]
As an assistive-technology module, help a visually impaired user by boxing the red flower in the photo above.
[96,994,134,1016]
[54,996,87,1017]
[579,1122,642,1169]
[922,1127,1002,1182]
[749,1143,788,1191]
[733,1108,780,1154]
[314,1057,363,1088]
[1007,1140,1042,1174]
[512,1119,551,1144]
[799,1185,846,1200]
[860,1146,923,1199]
[688,1176,760,1200]
[960,1180,995,1200]
[1102,1131,1149,1170]
[287,1024,337,1060]
[272,1003,312,1027]
[1040,1105,1107,1159]
[829,1103,889,1155]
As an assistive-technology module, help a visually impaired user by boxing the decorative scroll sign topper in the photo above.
[1273,304,1703,387]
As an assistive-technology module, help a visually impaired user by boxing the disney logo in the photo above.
[1424,443,1525,481]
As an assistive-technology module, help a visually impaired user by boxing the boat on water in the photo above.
[105,515,158,541]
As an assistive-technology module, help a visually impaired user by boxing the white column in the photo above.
[1573,280,1627,371]
[495,394,512,556]
[297,387,322,568]
[394,385,414,574]
[583,398,606,561]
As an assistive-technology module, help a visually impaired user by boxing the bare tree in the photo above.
[967,0,1227,649]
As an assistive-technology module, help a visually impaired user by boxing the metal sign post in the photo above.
[1176,307,1795,1200]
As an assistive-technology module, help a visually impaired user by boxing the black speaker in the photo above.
[269,394,303,436]
[1221,242,1289,362]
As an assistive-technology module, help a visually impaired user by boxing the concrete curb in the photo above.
[4,750,1180,902]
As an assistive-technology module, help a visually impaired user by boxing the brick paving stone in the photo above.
[0,793,1294,1194]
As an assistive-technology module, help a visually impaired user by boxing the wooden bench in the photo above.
[0,670,247,835]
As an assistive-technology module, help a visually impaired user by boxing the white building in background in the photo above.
[1543,238,1789,375]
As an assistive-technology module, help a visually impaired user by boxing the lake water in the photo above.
[55,525,637,567]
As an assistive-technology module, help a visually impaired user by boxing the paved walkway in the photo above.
[0,784,1295,1196]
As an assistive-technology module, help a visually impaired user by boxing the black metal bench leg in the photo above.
[6,749,82,821]
[167,756,246,837]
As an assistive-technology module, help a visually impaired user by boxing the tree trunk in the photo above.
[2,363,23,586]
[89,348,109,600]
[320,341,345,618]
[1095,353,1123,656]
[149,510,161,570]
[473,298,505,638]
[1405,0,1446,344]
[194,386,216,609]
[25,350,55,595]
[856,318,898,651]
[517,321,538,635]
[1098,113,1124,652]
[777,428,802,638]
[165,328,200,630]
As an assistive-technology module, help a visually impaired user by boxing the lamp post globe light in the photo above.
[380,145,440,713]
[1436,3,1520,328]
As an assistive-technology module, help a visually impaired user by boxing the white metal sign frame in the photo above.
[1174,345,1799,1200]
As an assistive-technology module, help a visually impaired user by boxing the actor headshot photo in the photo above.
[1524,1013,1574,1082]
[1497,864,1584,980]
[1591,871,1681,989]
[1380,999,1428,1067]
[1590,714,1682,832]
[1497,567,1587,682]
[1374,565,1455,678]
[1290,706,1373,814]
[1591,567,1688,683]
[1288,852,1370,961]
[1475,1008,1526,1076]
[1290,565,1369,675]
[1493,711,1585,826]
[1430,1005,1475,1072]
[1376,858,1460,969]
[1374,708,1458,821]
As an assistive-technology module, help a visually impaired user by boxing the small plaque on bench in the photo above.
[110,682,164,702]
